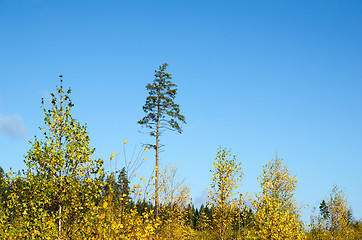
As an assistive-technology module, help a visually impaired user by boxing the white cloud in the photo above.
[0,113,28,139]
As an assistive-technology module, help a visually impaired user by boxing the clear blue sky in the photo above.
[1,0,361,222]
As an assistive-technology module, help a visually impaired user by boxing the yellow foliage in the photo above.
[247,155,305,240]
[309,185,355,239]
[156,165,192,239]
[208,148,243,240]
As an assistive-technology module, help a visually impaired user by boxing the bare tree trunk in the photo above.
[155,109,160,219]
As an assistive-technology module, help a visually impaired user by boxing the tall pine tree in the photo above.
[138,63,186,218]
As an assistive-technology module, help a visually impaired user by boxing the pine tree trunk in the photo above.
[155,109,160,219]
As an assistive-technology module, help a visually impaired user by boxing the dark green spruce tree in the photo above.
[319,199,329,220]
[138,63,186,219]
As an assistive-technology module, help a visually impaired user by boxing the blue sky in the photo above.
[1,0,362,222]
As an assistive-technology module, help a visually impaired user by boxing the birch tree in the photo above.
[208,148,243,240]
[249,155,305,240]
[24,76,103,239]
